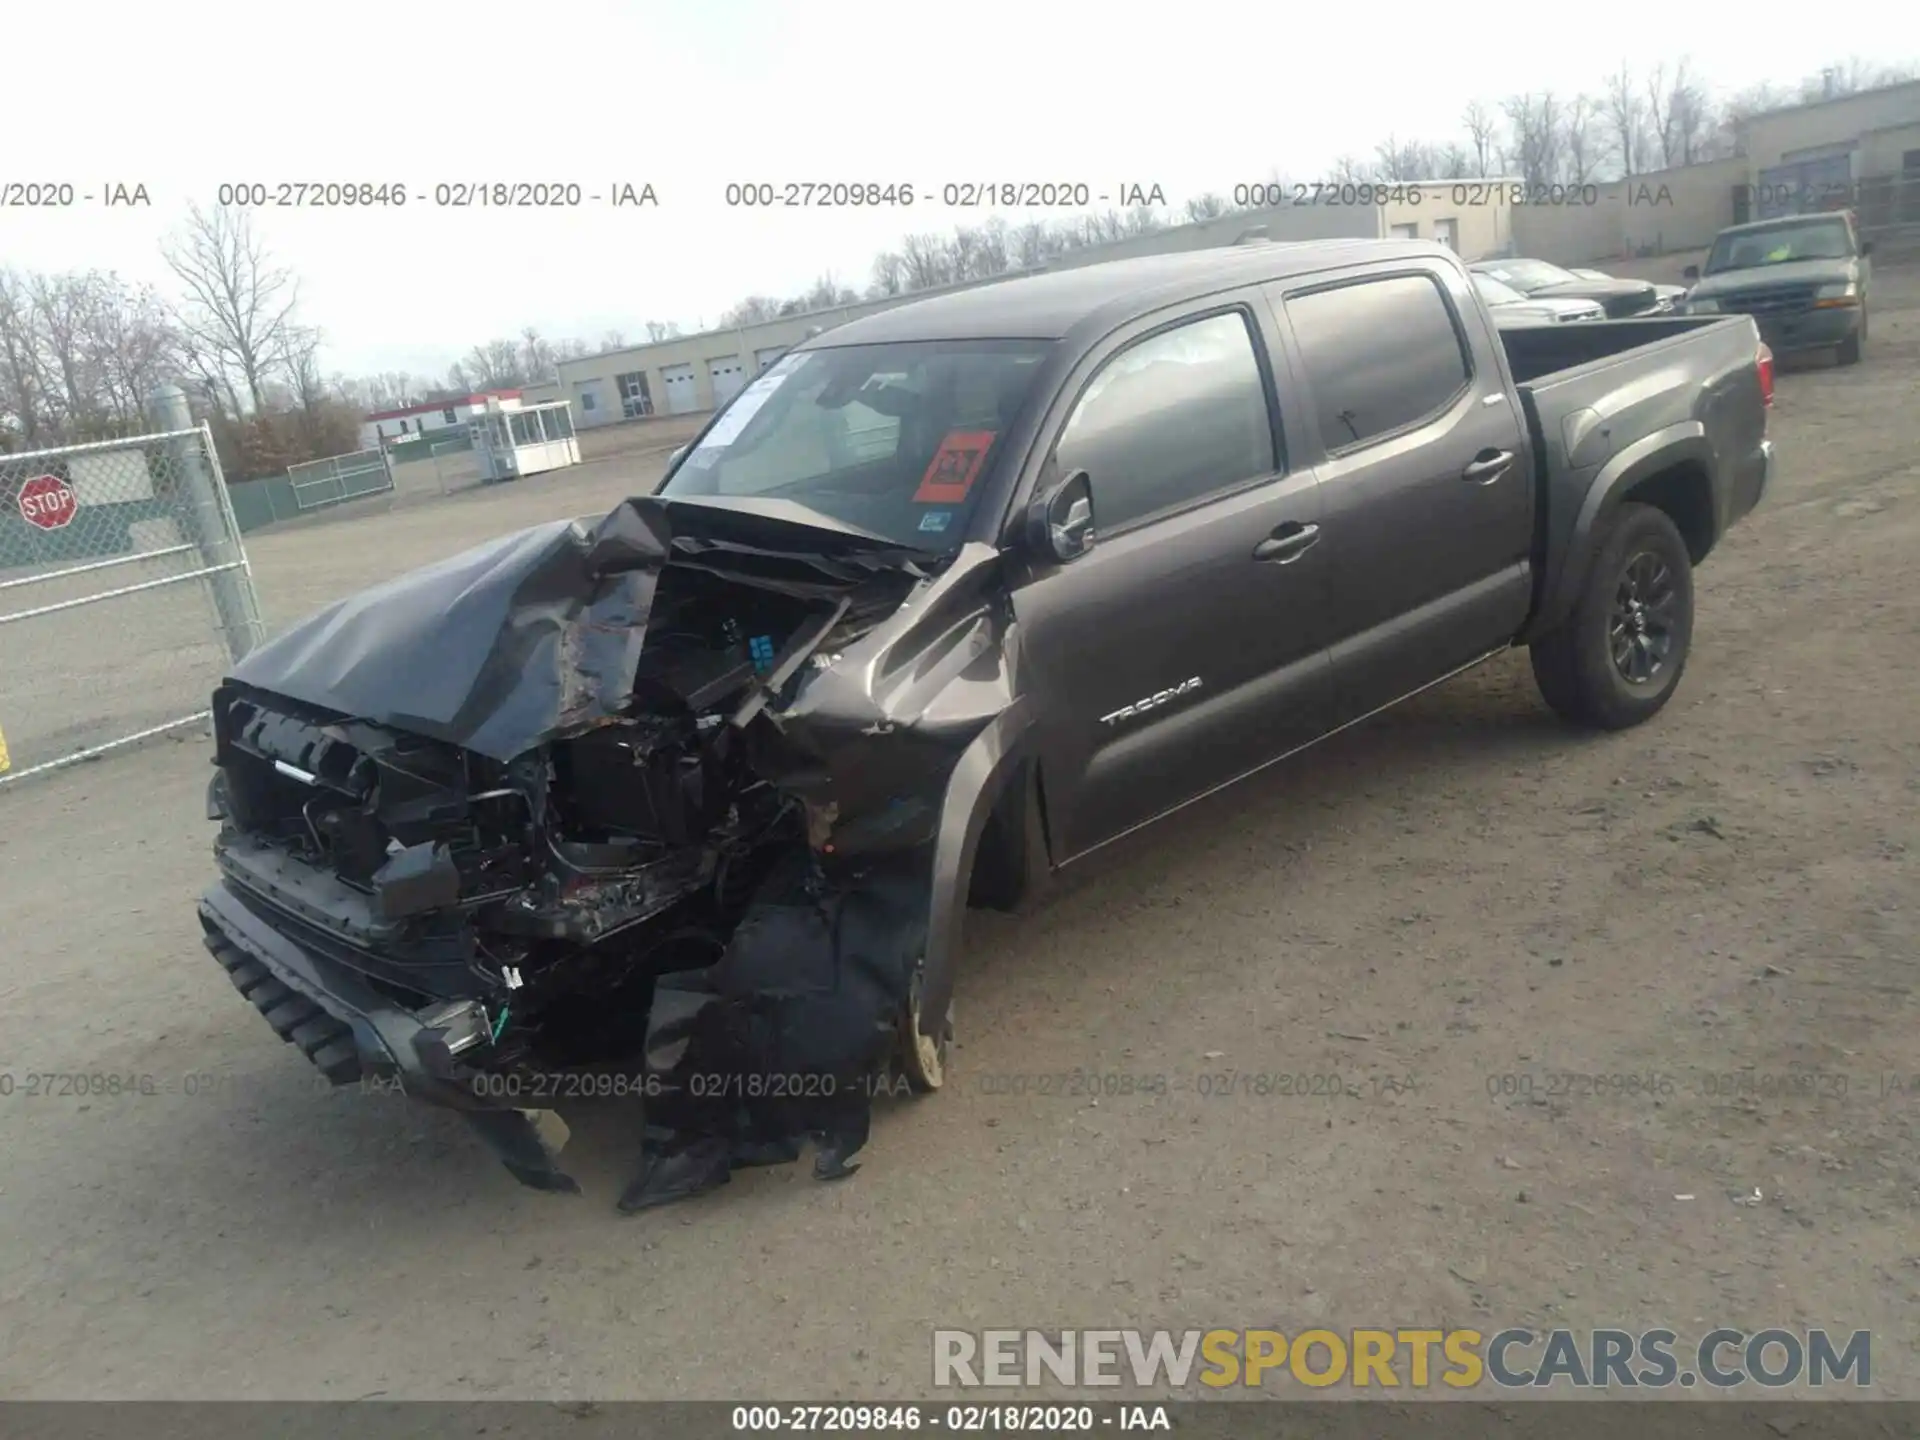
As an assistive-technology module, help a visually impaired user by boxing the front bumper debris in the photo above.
[198,878,581,1192]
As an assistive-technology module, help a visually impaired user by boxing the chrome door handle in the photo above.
[1253,523,1321,563]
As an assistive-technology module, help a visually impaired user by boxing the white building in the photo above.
[357,389,524,450]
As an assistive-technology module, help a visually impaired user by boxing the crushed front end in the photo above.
[195,496,1010,1203]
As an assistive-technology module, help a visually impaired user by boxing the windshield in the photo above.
[659,339,1052,548]
[1473,259,1579,292]
[1471,274,1529,306]
[1705,218,1853,274]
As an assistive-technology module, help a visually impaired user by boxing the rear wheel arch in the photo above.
[1617,460,1717,565]
[1537,432,1717,641]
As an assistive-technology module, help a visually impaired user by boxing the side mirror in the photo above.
[1682,264,1700,281]
[1027,469,1096,563]
[667,445,687,468]
[1860,241,1873,257]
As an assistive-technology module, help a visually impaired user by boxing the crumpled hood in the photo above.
[227,495,935,762]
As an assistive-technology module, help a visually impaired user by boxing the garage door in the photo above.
[708,355,746,408]
[660,363,699,415]
[755,347,788,372]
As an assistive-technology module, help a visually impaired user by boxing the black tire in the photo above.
[1837,310,1864,366]
[1530,502,1695,731]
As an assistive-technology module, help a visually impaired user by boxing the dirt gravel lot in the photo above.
[0,269,1915,1402]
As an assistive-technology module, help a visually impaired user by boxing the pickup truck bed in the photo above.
[1501,314,1774,645]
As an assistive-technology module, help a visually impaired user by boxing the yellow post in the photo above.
[0,722,10,774]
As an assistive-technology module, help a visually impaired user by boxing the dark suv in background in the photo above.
[1683,212,1873,365]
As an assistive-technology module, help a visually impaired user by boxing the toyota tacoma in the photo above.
[197,239,1774,1208]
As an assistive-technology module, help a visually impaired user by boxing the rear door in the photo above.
[1265,262,1533,722]
[1010,297,1337,861]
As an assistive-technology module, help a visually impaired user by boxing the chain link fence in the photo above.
[285,446,395,512]
[424,436,484,496]
[0,391,263,786]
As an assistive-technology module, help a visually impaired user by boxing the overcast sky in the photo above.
[8,1,1877,379]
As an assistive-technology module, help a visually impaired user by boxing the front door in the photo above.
[1011,303,1337,861]
[1269,265,1533,722]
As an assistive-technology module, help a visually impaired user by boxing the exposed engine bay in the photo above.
[199,495,1012,1207]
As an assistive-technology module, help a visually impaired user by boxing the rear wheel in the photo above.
[1530,502,1695,731]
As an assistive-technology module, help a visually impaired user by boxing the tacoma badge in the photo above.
[1100,677,1203,728]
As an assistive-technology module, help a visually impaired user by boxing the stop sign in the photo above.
[17,474,77,530]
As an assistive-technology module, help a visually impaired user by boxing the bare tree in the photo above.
[0,270,49,447]
[1562,96,1602,184]
[718,297,785,328]
[1502,92,1565,187]
[1330,154,1379,184]
[1667,62,1717,165]
[974,216,1013,275]
[463,340,522,390]
[28,273,102,437]
[643,320,679,342]
[88,278,180,431]
[1463,101,1501,176]
[162,204,300,416]
[1375,136,1443,182]
[1005,221,1049,269]
[1436,143,1473,180]
[870,251,908,296]
[519,326,557,382]
[948,226,984,282]
[1603,64,1650,176]
[277,325,326,416]
[899,233,953,291]
[1185,192,1231,222]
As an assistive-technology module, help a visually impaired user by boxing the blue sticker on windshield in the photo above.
[918,510,952,533]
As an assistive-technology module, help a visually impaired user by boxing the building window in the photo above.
[580,390,597,411]
[616,370,654,419]
[443,407,458,424]
[399,419,410,434]
[1903,149,1920,176]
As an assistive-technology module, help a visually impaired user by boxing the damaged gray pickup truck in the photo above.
[196,239,1774,1208]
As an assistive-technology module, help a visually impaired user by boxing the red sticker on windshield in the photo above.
[913,430,996,504]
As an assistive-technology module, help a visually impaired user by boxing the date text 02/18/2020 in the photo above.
[1233,180,1604,208]
[719,182,1171,209]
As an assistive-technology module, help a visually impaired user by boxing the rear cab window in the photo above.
[1280,273,1473,452]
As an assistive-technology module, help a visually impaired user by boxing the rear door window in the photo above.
[1282,274,1472,452]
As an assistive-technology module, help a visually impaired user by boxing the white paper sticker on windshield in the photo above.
[695,352,808,451]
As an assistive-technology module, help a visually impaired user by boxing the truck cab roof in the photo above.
[807,238,1461,349]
